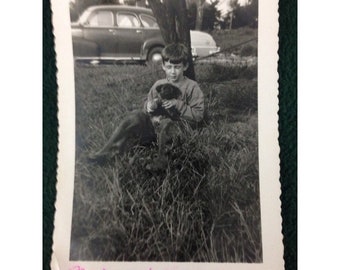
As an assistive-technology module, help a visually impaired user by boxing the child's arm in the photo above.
[175,84,204,122]
[143,85,159,112]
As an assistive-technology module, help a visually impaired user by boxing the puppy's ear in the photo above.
[156,85,163,93]
[171,85,181,98]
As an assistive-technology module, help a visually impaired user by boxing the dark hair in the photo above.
[161,43,189,65]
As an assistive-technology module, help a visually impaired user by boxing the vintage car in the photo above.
[71,5,220,64]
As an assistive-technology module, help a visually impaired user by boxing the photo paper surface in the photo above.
[51,0,283,269]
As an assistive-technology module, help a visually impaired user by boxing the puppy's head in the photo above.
[156,83,181,100]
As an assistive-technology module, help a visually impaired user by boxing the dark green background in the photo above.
[43,0,297,269]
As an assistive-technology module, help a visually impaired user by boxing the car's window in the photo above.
[117,13,140,28]
[140,14,158,28]
[88,11,114,27]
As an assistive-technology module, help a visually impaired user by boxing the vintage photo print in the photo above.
[51,0,283,269]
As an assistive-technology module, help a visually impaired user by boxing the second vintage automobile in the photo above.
[71,5,220,64]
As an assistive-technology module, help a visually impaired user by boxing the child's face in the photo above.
[162,61,188,83]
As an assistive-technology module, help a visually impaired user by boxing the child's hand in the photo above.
[162,99,177,109]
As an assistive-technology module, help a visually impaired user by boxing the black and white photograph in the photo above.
[51,0,283,269]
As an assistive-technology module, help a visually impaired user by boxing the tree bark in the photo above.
[195,0,204,30]
[148,0,195,80]
[136,0,146,7]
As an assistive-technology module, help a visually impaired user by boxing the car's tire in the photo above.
[147,46,163,66]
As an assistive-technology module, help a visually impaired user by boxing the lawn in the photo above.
[70,29,261,262]
[210,27,257,55]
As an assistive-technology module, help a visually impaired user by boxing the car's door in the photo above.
[114,12,144,58]
[139,13,163,41]
[82,9,117,58]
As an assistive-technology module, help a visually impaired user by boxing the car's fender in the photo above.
[141,37,165,60]
[72,36,100,58]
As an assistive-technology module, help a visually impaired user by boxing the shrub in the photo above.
[240,44,257,57]
[196,63,257,82]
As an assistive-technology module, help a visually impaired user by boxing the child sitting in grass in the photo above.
[145,43,204,124]
[89,43,204,163]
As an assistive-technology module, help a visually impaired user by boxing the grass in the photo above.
[210,27,257,55]
[70,41,261,262]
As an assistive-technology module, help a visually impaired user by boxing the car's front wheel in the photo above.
[147,46,163,66]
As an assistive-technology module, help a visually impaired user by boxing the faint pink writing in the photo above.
[69,266,106,270]
[70,266,85,270]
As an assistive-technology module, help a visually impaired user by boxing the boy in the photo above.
[89,43,204,163]
[145,43,204,123]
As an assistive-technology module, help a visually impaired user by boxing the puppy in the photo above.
[147,84,182,170]
[148,83,181,125]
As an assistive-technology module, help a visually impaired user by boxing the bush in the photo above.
[196,63,257,82]
[240,44,257,57]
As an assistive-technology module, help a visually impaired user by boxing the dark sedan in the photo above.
[71,5,220,64]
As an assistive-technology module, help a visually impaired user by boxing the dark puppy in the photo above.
[149,83,181,124]
[147,84,182,170]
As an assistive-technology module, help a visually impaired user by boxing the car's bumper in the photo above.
[192,46,220,58]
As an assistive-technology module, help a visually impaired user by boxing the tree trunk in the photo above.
[136,0,146,7]
[148,0,195,80]
[195,0,204,30]
[229,12,233,30]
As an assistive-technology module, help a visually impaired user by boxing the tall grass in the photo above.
[210,27,257,56]
[70,61,261,262]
